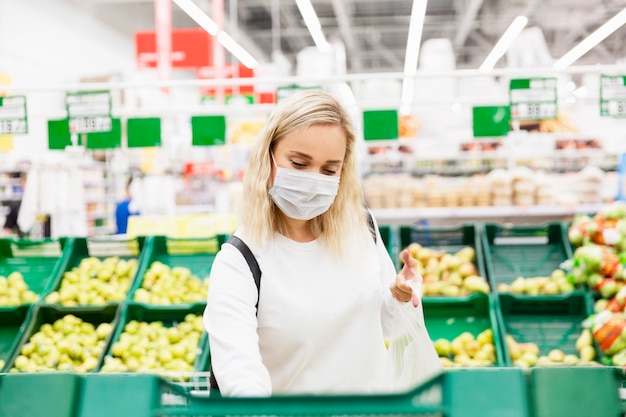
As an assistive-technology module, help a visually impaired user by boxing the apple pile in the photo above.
[434,329,497,367]
[100,313,204,373]
[0,271,39,306]
[44,256,138,306]
[496,269,575,295]
[10,314,113,373]
[402,243,490,296]
[133,262,209,305]
[507,332,598,368]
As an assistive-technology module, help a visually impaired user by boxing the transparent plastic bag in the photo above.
[386,282,443,393]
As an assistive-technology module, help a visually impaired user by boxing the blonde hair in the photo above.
[239,90,368,254]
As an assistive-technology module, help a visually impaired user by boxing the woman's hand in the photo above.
[390,249,423,307]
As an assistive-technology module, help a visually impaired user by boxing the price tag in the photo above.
[0,96,28,135]
[601,75,626,118]
[509,78,557,121]
[66,91,112,133]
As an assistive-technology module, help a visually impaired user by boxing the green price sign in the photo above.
[65,91,112,133]
[600,75,626,118]
[509,78,557,121]
[0,96,28,134]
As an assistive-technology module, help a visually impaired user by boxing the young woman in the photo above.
[204,90,423,397]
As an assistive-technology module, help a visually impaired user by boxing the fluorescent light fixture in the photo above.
[403,0,428,77]
[173,0,258,69]
[479,15,528,73]
[172,0,219,35]
[400,77,415,105]
[401,0,427,109]
[296,0,332,52]
[337,82,356,107]
[554,8,626,70]
[218,32,258,69]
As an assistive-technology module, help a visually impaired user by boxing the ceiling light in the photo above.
[479,16,528,73]
[172,0,219,36]
[554,8,626,70]
[218,32,258,69]
[173,0,258,69]
[403,0,428,77]
[401,0,428,109]
[296,0,332,52]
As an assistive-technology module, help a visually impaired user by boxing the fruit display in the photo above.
[10,314,113,373]
[402,243,490,296]
[506,333,599,368]
[100,313,204,373]
[0,271,40,306]
[496,269,575,295]
[44,256,138,306]
[133,262,209,305]
[434,329,497,367]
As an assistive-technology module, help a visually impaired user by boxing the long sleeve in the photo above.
[204,242,272,397]
[205,230,389,396]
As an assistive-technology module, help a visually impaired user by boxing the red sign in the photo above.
[197,63,254,96]
[135,28,212,69]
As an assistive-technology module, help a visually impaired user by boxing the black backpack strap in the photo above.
[365,209,377,244]
[210,235,261,392]
[228,235,262,310]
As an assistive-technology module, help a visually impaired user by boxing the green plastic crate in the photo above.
[482,222,573,288]
[43,236,147,307]
[378,224,394,258]
[76,373,163,417]
[0,372,82,417]
[422,293,506,366]
[152,373,446,416]
[444,368,530,417]
[0,305,33,372]
[5,303,120,373]
[102,302,210,373]
[398,223,486,277]
[496,292,597,366]
[529,367,622,417]
[127,235,228,306]
[0,238,71,309]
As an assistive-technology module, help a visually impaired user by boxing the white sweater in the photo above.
[204,225,398,397]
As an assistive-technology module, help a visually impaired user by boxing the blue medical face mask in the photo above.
[269,155,340,220]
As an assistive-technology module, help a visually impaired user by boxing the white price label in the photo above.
[69,116,112,133]
[0,119,27,135]
[608,101,626,117]
[512,102,556,120]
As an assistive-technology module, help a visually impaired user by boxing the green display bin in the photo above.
[102,302,210,373]
[398,223,486,276]
[529,367,622,417]
[444,368,530,417]
[0,238,71,309]
[496,292,597,366]
[0,372,82,417]
[0,305,33,372]
[76,373,163,417]
[43,236,147,307]
[151,373,446,416]
[5,303,120,373]
[482,222,573,288]
[127,235,227,306]
[422,293,506,366]
[378,224,394,258]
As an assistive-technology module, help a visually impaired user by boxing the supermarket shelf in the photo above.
[371,204,605,225]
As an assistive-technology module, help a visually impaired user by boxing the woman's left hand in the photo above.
[390,249,423,307]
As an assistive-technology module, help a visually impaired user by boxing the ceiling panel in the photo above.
[63,0,626,72]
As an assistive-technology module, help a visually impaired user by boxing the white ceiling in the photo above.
[63,0,626,73]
